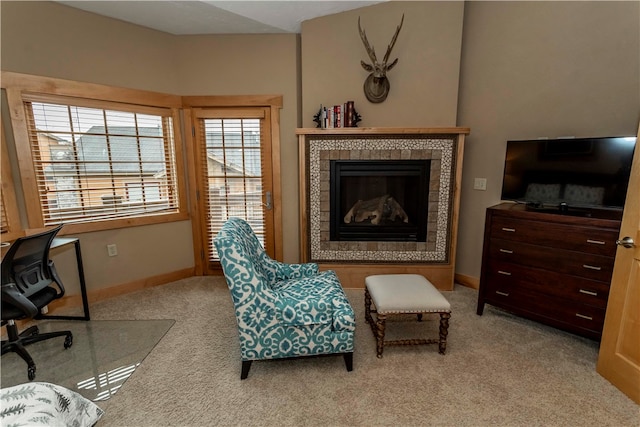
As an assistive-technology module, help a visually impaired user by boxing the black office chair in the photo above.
[1,224,73,380]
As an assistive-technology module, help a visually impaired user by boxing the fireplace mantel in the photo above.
[297,127,469,290]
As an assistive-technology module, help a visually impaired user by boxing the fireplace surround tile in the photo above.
[306,134,457,263]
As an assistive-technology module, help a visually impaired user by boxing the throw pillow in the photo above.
[0,382,104,426]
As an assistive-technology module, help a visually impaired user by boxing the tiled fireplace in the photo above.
[297,128,468,289]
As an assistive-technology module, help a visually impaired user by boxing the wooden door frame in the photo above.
[182,95,283,275]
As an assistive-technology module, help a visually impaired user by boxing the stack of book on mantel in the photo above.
[317,101,358,128]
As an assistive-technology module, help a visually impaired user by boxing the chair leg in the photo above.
[2,340,37,380]
[20,325,39,338]
[240,360,252,380]
[2,321,73,381]
[21,330,73,348]
[2,341,34,366]
[343,352,353,372]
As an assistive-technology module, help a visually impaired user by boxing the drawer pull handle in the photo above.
[587,239,605,245]
[575,313,593,321]
[501,227,516,232]
[579,289,598,296]
[583,264,602,271]
[499,249,514,254]
[495,291,509,297]
[498,270,512,276]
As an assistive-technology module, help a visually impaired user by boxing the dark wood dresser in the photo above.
[476,203,622,340]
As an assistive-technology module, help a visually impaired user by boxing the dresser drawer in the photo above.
[490,216,618,256]
[478,203,622,340]
[483,283,606,334]
[488,238,614,282]
[485,259,610,309]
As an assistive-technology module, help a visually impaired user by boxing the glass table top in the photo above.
[1,319,174,401]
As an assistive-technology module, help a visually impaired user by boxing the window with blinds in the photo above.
[23,96,180,226]
[198,117,266,261]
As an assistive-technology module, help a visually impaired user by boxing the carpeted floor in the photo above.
[19,276,640,426]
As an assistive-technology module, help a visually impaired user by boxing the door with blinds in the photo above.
[190,107,275,274]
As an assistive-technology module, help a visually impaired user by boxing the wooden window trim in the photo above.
[1,119,24,241]
[1,72,189,235]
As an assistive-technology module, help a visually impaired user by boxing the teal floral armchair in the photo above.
[214,217,355,379]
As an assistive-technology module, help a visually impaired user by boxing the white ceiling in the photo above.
[55,1,386,35]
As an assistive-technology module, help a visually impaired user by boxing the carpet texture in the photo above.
[61,276,639,426]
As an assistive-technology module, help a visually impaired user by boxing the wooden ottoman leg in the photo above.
[365,288,372,324]
[375,313,387,358]
[438,312,451,355]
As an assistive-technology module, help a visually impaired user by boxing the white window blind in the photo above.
[23,97,180,225]
[199,117,265,261]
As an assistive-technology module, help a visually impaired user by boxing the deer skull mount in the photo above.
[358,14,404,103]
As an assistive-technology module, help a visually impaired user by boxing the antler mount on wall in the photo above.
[358,14,404,104]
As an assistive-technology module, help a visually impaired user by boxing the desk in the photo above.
[1,236,91,321]
[44,237,91,321]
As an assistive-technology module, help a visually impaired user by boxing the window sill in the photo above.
[50,211,190,236]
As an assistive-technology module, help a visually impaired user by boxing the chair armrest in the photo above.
[1,283,39,317]
[48,260,66,296]
[331,297,356,332]
[275,261,319,280]
[273,270,354,329]
[261,254,319,282]
[275,291,331,326]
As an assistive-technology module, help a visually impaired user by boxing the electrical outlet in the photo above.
[473,178,487,191]
[107,244,118,257]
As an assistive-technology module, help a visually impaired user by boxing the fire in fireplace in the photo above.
[330,160,430,241]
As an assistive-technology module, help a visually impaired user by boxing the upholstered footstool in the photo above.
[365,274,451,358]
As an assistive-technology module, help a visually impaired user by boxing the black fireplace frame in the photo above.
[329,160,430,242]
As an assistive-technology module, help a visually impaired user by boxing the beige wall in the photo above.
[0,2,179,92]
[0,1,299,295]
[456,1,640,280]
[1,1,638,297]
[172,34,300,262]
[301,1,464,127]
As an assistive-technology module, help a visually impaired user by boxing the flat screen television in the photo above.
[500,136,636,211]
